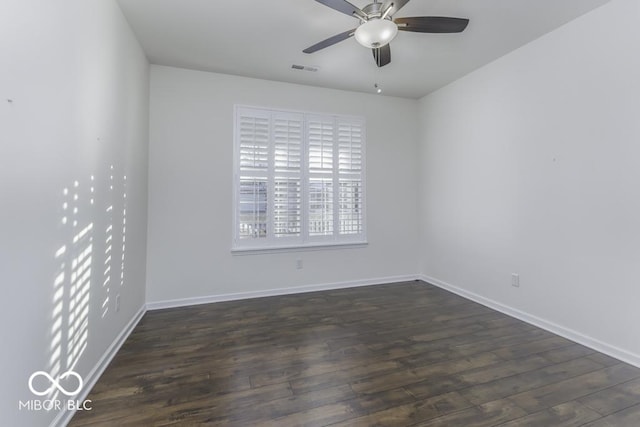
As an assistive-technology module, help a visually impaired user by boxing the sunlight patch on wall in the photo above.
[47,164,130,397]
[48,179,94,399]
[101,165,128,317]
[102,168,114,318]
[120,175,127,288]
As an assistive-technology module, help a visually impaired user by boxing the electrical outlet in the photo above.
[511,273,520,288]
[296,259,303,270]
[115,294,121,312]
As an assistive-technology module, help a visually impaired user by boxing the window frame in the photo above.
[232,105,367,253]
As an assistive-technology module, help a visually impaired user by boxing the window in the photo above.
[233,106,366,251]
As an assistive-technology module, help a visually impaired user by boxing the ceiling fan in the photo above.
[303,0,469,67]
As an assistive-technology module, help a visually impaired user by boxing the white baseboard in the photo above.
[420,274,640,368]
[52,305,147,427]
[146,274,420,311]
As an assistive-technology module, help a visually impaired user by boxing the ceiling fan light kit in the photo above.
[304,0,469,67]
[354,18,398,48]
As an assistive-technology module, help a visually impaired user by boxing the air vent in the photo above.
[291,64,319,72]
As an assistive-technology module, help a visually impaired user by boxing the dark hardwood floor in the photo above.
[70,281,640,426]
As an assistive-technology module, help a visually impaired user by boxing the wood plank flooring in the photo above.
[69,281,640,426]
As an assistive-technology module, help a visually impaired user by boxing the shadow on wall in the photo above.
[35,165,128,401]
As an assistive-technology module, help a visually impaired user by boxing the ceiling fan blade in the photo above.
[303,28,356,53]
[314,0,366,19]
[372,44,391,67]
[395,16,469,33]
[383,0,411,16]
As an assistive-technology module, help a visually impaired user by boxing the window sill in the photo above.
[231,241,368,256]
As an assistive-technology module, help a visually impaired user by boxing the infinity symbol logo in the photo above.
[28,371,83,397]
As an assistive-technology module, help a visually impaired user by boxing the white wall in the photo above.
[0,1,149,425]
[147,66,419,304]
[418,0,640,364]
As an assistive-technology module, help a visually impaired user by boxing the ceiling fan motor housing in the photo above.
[361,2,386,18]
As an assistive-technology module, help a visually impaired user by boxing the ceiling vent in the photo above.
[291,64,319,72]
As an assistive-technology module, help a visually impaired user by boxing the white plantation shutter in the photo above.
[237,108,269,240]
[234,106,365,250]
[338,119,364,235]
[308,116,335,238]
[308,116,334,172]
[273,113,303,238]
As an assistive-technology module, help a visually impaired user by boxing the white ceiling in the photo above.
[116,0,610,99]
